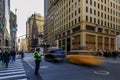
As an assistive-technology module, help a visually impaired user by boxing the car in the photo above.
[66,55,104,65]
[66,46,104,65]
[44,49,65,62]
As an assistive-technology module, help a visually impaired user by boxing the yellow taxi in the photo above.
[66,46,104,65]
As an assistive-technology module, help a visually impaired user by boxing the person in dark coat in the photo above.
[112,50,118,59]
[34,49,44,75]
[19,50,24,59]
[3,51,10,68]
[10,50,16,62]
[0,49,3,61]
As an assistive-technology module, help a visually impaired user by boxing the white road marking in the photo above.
[0,71,25,76]
[24,58,34,69]
[40,66,48,68]
[0,69,24,72]
[94,70,110,75]
[0,74,26,79]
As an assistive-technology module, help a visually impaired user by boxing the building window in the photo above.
[90,0,92,5]
[90,17,92,23]
[86,16,88,21]
[86,0,88,3]
[90,8,92,14]
[104,21,106,26]
[78,8,80,13]
[101,20,103,25]
[98,11,100,16]
[75,11,77,16]
[104,6,106,11]
[94,10,96,15]
[78,16,80,22]
[105,0,106,4]
[94,1,96,7]
[101,5,103,10]
[98,3,100,9]
[86,7,88,12]
[72,21,74,26]
[116,32,119,35]
[94,18,96,23]
[98,19,100,25]
[98,28,103,33]
[101,12,103,18]
[72,26,80,33]
[86,25,95,31]
[105,14,106,19]
[75,19,77,24]
[72,13,73,18]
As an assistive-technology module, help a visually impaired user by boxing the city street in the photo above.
[0,0,120,80]
[22,53,120,80]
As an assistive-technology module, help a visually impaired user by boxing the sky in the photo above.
[10,0,44,38]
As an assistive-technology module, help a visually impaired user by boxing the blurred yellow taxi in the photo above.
[66,46,104,65]
[66,55,104,65]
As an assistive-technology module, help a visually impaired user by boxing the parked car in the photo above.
[45,49,65,62]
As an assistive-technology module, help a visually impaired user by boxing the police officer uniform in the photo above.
[34,49,44,75]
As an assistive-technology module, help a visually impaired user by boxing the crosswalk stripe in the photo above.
[0,74,26,79]
[9,64,23,65]
[0,71,25,76]
[0,67,24,70]
[0,69,24,72]
[6,66,24,68]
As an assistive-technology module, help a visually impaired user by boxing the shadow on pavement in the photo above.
[22,59,43,80]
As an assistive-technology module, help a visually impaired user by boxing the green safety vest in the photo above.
[34,51,44,60]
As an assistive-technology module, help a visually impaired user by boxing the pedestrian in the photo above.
[34,48,44,75]
[118,48,120,57]
[112,50,117,59]
[0,49,4,67]
[3,50,10,68]
[0,48,2,61]
[10,50,16,62]
[20,50,24,59]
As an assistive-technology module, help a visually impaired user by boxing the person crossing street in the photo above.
[3,50,10,68]
[34,48,44,75]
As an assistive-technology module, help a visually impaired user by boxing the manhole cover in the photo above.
[94,70,110,75]
[40,66,48,68]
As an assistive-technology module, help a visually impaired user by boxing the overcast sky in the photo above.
[10,0,44,38]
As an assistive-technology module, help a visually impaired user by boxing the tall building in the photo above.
[26,13,44,51]
[44,0,120,53]
[44,0,49,17]
[20,38,28,51]
[10,11,17,51]
[0,0,11,50]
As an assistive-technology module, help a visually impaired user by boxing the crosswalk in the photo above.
[0,59,27,80]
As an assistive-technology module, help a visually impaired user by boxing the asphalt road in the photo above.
[23,53,120,80]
